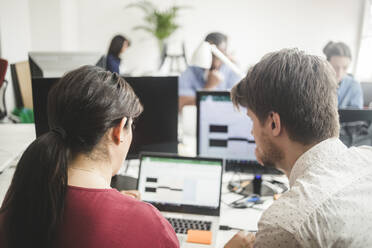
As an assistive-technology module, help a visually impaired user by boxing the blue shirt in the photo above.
[178,64,241,96]
[106,54,121,74]
[338,75,363,109]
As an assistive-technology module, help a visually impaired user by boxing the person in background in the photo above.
[178,32,240,111]
[106,35,130,74]
[224,48,372,247]
[323,41,363,108]
[0,66,179,248]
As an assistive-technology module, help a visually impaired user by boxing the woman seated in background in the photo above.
[106,34,130,74]
[0,66,179,248]
[323,41,363,108]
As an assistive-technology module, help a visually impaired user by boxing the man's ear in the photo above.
[112,117,127,145]
[269,112,281,137]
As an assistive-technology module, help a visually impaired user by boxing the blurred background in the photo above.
[1,0,371,113]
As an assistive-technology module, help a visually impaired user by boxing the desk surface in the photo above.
[0,124,36,205]
[0,123,283,247]
[0,124,36,171]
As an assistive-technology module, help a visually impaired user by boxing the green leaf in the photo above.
[125,1,191,41]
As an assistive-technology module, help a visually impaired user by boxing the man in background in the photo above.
[178,32,240,111]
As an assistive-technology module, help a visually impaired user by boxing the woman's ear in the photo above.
[112,117,127,145]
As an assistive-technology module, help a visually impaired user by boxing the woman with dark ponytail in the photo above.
[323,41,363,108]
[0,66,179,248]
[106,34,130,74]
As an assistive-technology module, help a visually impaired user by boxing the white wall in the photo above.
[73,0,364,74]
[75,0,163,73]
[0,0,366,113]
[29,0,79,51]
[29,0,63,51]
[0,0,32,113]
[0,0,78,114]
[60,0,79,51]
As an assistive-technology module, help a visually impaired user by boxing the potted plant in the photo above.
[126,1,187,55]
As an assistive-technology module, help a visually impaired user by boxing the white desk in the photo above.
[0,122,284,247]
[0,124,36,205]
[0,124,36,171]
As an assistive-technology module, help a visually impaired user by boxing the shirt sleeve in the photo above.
[254,222,300,248]
[224,67,242,90]
[178,67,198,97]
[349,82,364,109]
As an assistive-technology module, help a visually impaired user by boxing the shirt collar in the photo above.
[289,138,347,187]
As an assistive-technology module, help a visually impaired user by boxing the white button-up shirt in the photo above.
[255,138,372,248]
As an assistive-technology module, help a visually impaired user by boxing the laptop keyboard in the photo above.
[166,217,212,234]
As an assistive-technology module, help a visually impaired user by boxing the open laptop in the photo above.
[138,153,223,247]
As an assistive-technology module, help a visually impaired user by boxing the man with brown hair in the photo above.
[224,49,372,247]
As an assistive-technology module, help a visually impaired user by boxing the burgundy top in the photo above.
[54,186,179,248]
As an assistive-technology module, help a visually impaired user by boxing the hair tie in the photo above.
[51,127,67,140]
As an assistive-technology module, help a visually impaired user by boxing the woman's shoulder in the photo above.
[96,189,179,247]
[67,185,143,206]
[67,186,165,223]
[62,187,179,247]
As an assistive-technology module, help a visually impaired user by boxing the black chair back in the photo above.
[339,109,372,147]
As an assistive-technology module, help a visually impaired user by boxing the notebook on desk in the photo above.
[137,153,223,247]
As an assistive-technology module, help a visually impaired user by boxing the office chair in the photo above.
[0,58,9,121]
[339,109,372,147]
[159,42,188,73]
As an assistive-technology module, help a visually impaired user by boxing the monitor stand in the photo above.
[228,176,287,197]
[238,182,277,197]
[111,175,138,191]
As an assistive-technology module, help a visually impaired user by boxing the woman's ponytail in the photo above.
[1,130,69,248]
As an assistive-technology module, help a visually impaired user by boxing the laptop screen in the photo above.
[138,154,223,216]
[197,91,256,161]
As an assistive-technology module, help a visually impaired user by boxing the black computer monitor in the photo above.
[196,91,280,174]
[32,76,178,158]
[29,52,102,78]
[125,76,178,157]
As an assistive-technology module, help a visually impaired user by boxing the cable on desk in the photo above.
[228,194,264,209]
[219,225,257,233]
[227,174,288,197]
[225,172,288,209]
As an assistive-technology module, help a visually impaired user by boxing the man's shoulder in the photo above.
[179,66,204,84]
[259,188,306,232]
[342,75,360,88]
[219,64,235,77]
[183,66,204,75]
[260,144,372,229]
